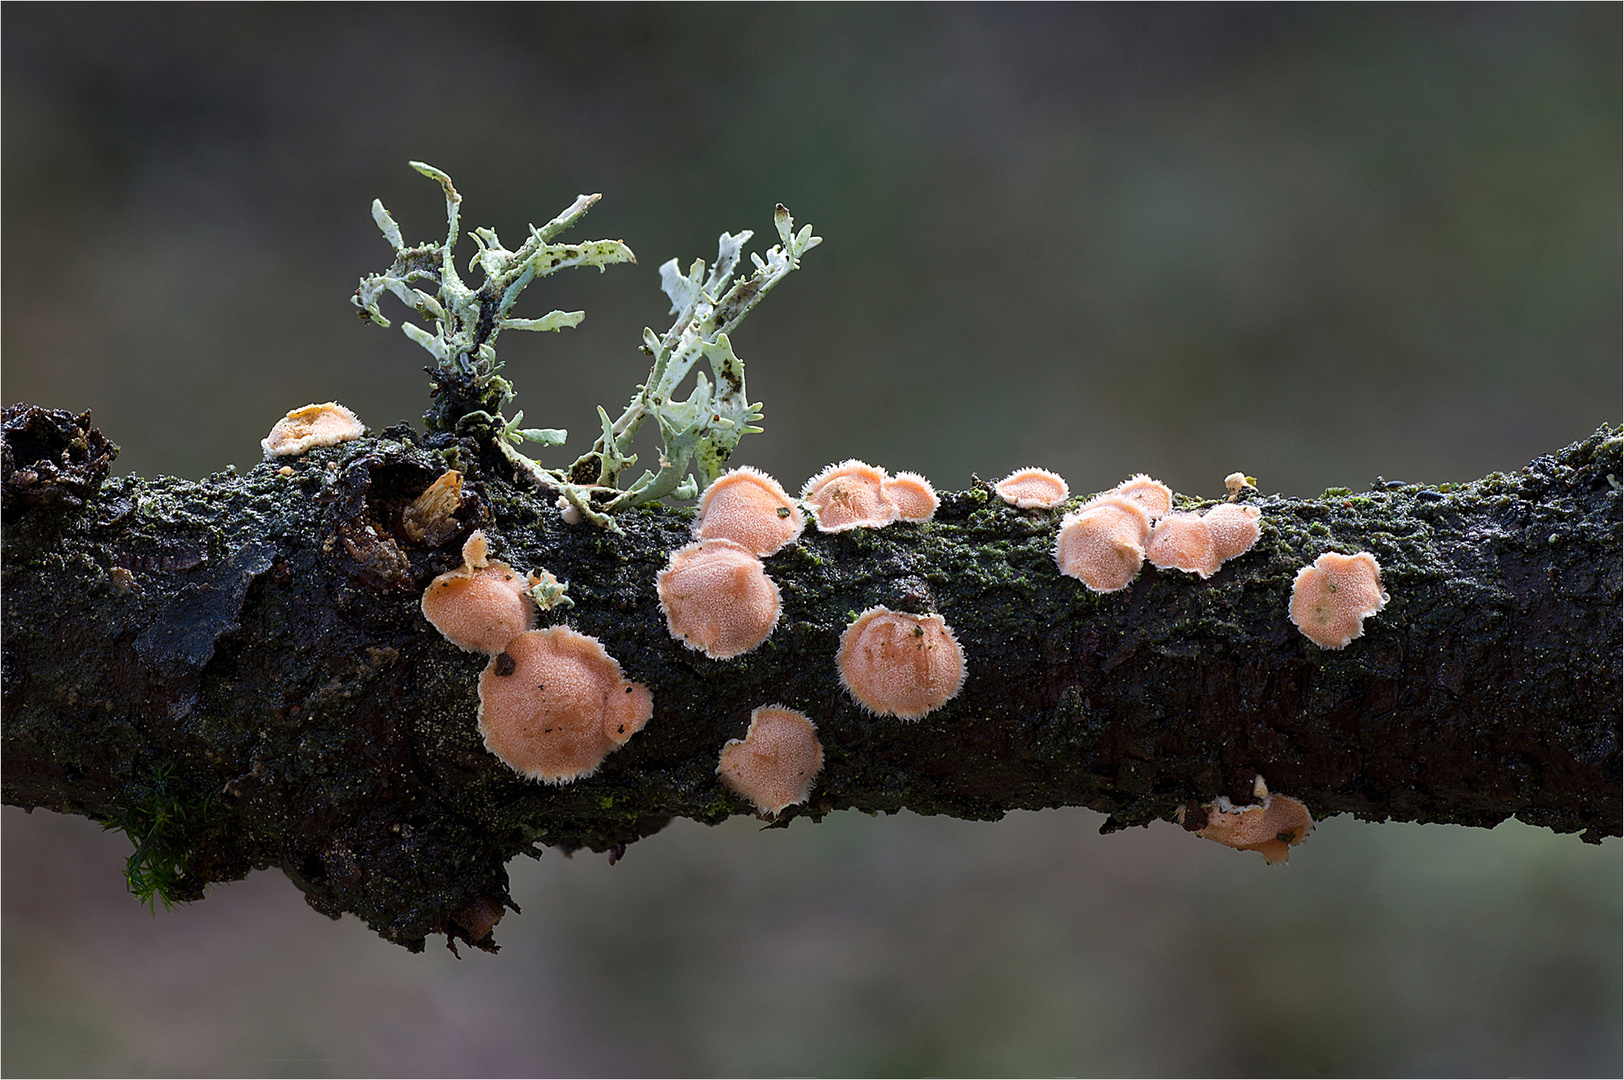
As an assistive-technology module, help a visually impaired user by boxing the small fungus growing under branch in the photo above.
[1289,551,1389,649]
[717,705,824,817]
[994,467,1070,509]
[261,402,366,459]
[477,626,653,784]
[837,606,966,720]
[1178,776,1314,865]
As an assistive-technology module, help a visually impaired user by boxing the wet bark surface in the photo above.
[4,403,1619,951]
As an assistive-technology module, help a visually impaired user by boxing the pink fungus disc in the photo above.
[1113,474,1173,520]
[421,531,536,654]
[801,460,899,532]
[478,626,653,784]
[261,401,365,458]
[694,465,805,556]
[1204,503,1262,562]
[717,705,825,817]
[1146,513,1222,578]
[994,467,1070,509]
[883,471,939,522]
[1289,551,1389,649]
[1054,497,1151,593]
[837,606,966,720]
[657,539,782,659]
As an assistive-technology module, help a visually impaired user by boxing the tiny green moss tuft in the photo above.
[100,766,218,913]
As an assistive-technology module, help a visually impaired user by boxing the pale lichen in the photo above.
[526,568,574,612]
[353,162,818,530]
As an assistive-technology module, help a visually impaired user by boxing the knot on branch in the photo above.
[1,403,118,523]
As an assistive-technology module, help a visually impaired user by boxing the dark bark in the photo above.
[3,403,1619,952]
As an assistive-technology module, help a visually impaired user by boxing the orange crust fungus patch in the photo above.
[657,539,782,659]
[801,460,899,532]
[694,465,805,556]
[1180,778,1314,865]
[421,531,536,654]
[1203,502,1262,562]
[261,401,366,458]
[1113,474,1173,520]
[1289,551,1389,649]
[478,627,653,784]
[837,606,966,720]
[1146,513,1221,578]
[1054,495,1151,593]
[717,705,824,817]
[994,467,1070,509]
[883,471,940,522]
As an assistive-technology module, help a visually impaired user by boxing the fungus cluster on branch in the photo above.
[282,164,1449,929]
[654,466,813,661]
[1038,466,1388,655]
[402,440,1388,870]
[650,462,967,814]
[793,463,966,720]
[1010,461,1392,864]
[1146,503,1262,579]
[1052,472,1267,591]
[661,462,965,726]
[1056,489,1157,593]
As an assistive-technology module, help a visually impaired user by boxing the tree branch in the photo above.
[3,404,1618,951]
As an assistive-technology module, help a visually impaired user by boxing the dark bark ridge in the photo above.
[3,403,1619,952]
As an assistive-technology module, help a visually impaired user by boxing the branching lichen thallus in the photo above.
[352,161,819,529]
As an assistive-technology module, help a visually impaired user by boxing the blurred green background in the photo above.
[3,5,1618,1076]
